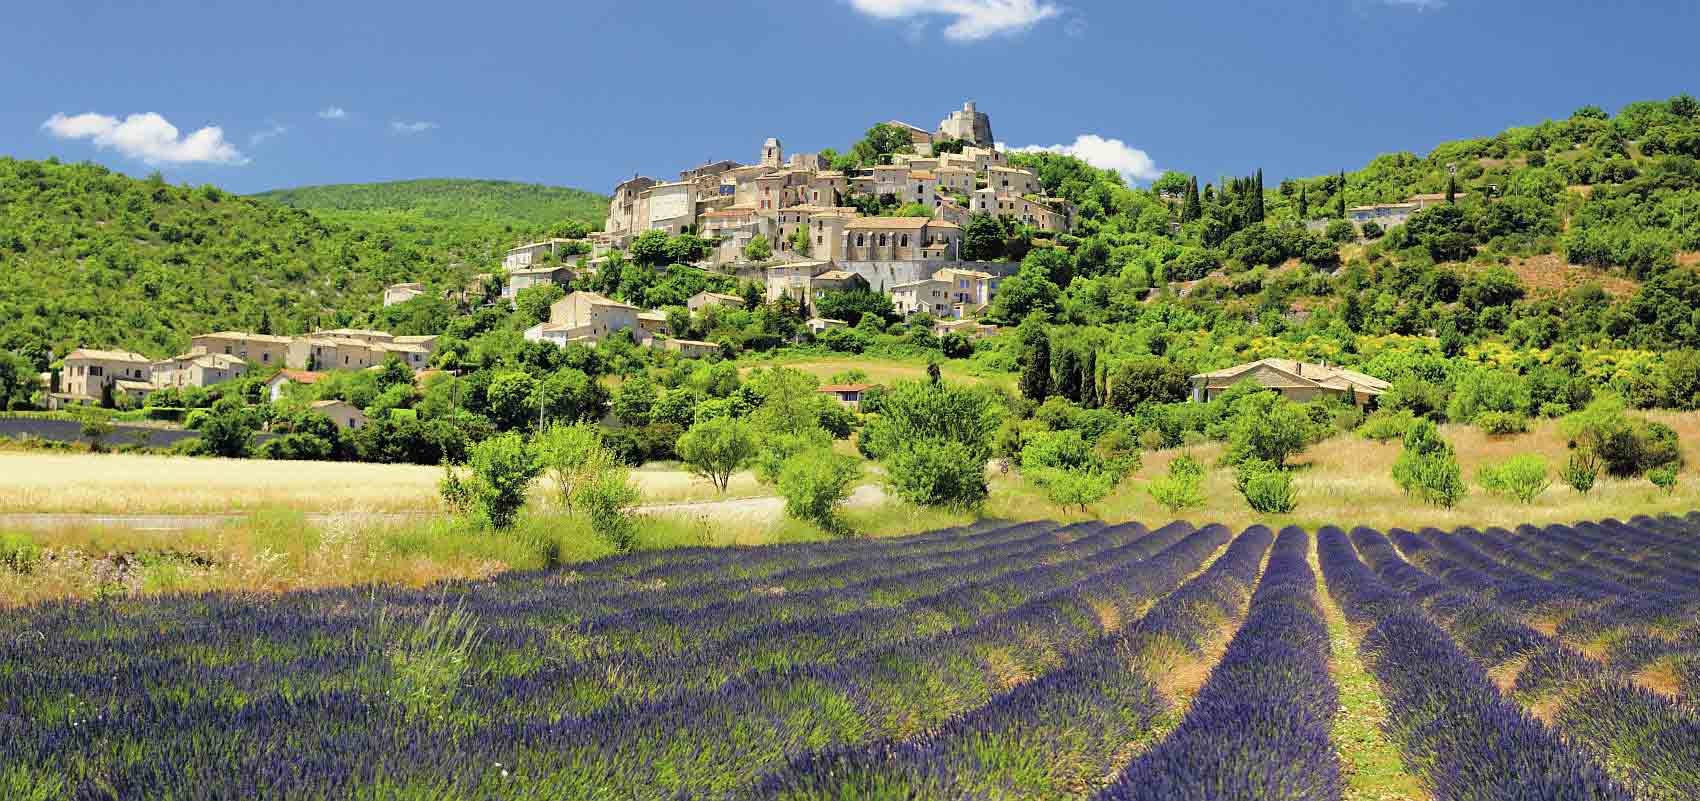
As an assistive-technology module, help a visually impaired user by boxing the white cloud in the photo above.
[41,112,248,166]
[1008,134,1162,183]
[249,123,288,146]
[847,0,1061,41]
[318,106,348,119]
[390,120,439,134]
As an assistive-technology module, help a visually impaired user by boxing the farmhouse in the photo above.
[53,349,152,407]
[267,369,324,402]
[1189,358,1389,406]
[688,291,747,312]
[310,399,367,430]
[816,383,876,409]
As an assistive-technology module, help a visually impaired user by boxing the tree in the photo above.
[1297,185,1309,220]
[0,349,35,410]
[465,432,541,530]
[743,234,771,263]
[485,371,539,431]
[611,374,657,426]
[515,283,565,324]
[1018,318,1052,402]
[675,417,757,494]
[1335,170,1347,218]
[196,397,257,458]
[961,213,1004,261]
[1446,174,1458,204]
[577,462,641,550]
[535,422,607,511]
[788,225,811,256]
[629,229,671,266]
[1106,359,1190,413]
[1223,392,1321,468]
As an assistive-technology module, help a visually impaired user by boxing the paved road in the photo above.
[0,485,889,531]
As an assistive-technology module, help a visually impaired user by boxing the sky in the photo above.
[6,0,1699,197]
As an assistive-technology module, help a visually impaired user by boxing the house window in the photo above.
[89,366,104,377]
[878,233,888,246]
[856,233,865,246]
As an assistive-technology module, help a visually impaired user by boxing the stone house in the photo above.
[310,399,367,431]
[383,282,426,306]
[502,238,580,269]
[637,311,670,337]
[152,352,248,390]
[816,383,876,409]
[660,338,721,359]
[933,319,1000,339]
[687,291,747,313]
[932,267,999,313]
[890,277,954,317]
[805,317,848,336]
[504,266,573,298]
[527,291,642,345]
[936,101,994,146]
[266,369,324,402]
[57,349,152,404]
[192,332,294,370]
[1189,358,1390,407]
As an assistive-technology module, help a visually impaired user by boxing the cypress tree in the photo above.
[1298,185,1309,219]
[1018,322,1052,402]
[1081,349,1098,408]
[1055,347,1082,402]
[1183,177,1202,222]
[1253,168,1266,222]
[1446,174,1458,204]
[1336,170,1347,218]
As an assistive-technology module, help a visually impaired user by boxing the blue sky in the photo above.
[7,0,1698,196]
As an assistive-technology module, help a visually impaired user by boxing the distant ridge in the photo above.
[253,178,608,228]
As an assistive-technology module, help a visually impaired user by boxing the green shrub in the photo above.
[1222,392,1321,467]
[1475,411,1530,436]
[1392,420,1466,508]
[1148,454,1206,513]
[1561,450,1600,495]
[465,433,542,530]
[576,465,642,551]
[777,448,862,534]
[437,463,475,515]
[1029,467,1118,513]
[1477,454,1552,504]
[1358,409,1418,442]
[1562,396,1684,477]
[0,531,41,574]
[535,422,607,510]
[884,439,989,509]
[1649,465,1680,494]
[1235,460,1297,514]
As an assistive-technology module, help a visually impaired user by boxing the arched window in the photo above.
[900,234,909,247]
[878,233,888,247]
[856,233,865,246]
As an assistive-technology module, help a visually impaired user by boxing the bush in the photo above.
[1649,465,1679,494]
[1358,408,1418,442]
[0,531,41,574]
[884,439,989,509]
[535,422,606,510]
[1028,467,1117,513]
[1361,221,1385,239]
[577,465,642,551]
[1477,454,1552,504]
[465,433,542,530]
[1235,460,1297,514]
[437,464,475,516]
[1562,396,1684,477]
[1148,454,1206,513]
[1325,219,1357,243]
[1392,420,1466,508]
[1561,450,1600,495]
[777,449,862,534]
[1475,411,1530,436]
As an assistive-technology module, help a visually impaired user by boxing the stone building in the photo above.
[936,101,994,146]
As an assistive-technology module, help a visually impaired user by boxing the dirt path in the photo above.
[0,485,890,531]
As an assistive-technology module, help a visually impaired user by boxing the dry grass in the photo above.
[1502,253,1638,299]
[736,353,1013,391]
[0,451,774,514]
[989,414,1700,532]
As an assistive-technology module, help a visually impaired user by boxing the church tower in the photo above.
[761,137,783,168]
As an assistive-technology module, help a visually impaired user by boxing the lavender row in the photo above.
[463,520,1164,720]
[1097,526,1339,801]
[2,521,1144,731]
[0,520,1095,719]
[1366,527,1700,800]
[749,526,1275,801]
[1317,527,1630,801]
[13,526,1232,799]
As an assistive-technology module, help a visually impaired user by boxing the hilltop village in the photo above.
[487,101,1071,346]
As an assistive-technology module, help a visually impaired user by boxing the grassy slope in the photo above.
[253,178,607,228]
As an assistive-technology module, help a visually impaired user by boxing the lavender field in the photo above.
[3,515,1698,800]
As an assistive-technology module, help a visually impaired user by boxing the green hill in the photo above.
[0,160,519,363]
[253,178,607,230]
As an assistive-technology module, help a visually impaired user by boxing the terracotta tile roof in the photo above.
[817,383,875,393]
[272,369,324,384]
